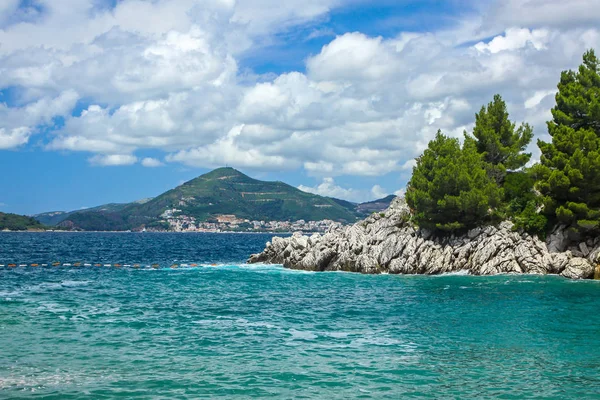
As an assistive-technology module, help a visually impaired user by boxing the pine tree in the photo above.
[536,49,600,233]
[406,131,502,231]
[467,94,534,184]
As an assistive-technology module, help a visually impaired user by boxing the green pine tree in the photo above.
[535,49,600,234]
[466,94,534,184]
[406,131,502,231]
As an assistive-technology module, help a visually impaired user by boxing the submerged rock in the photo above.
[248,197,598,280]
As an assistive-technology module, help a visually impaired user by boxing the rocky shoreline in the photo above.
[248,197,600,280]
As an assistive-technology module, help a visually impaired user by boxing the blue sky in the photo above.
[0,0,599,215]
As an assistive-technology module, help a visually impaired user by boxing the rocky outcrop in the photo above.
[248,197,600,279]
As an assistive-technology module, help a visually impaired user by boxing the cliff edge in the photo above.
[248,197,600,279]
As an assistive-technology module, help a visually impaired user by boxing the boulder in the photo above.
[560,257,594,280]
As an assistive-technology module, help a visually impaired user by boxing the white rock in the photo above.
[247,198,598,280]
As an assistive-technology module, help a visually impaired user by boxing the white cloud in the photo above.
[371,185,388,199]
[0,90,79,149]
[141,157,165,167]
[394,188,406,198]
[483,0,600,31]
[89,154,138,166]
[298,177,362,202]
[307,32,401,82]
[298,178,402,203]
[166,124,291,170]
[524,90,556,109]
[474,28,550,54]
[0,0,599,187]
[0,127,30,149]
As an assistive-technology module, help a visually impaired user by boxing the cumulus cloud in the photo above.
[0,90,79,149]
[141,157,165,168]
[474,28,550,53]
[298,178,402,203]
[89,154,138,166]
[482,0,600,31]
[371,185,388,200]
[166,125,290,170]
[0,0,599,187]
[0,127,30,149]
[298,177,361,202]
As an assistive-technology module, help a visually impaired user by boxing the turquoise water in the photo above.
[1,233,599,399]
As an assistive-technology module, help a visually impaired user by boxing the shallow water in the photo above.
[1,232,599,398]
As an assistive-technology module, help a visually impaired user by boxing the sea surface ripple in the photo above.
[1,232,599,399]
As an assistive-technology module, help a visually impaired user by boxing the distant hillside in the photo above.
[0,212,46,231]
[356,195,397,214]
[54,168,361,230]
[34,199,153,226]
[330,197,358,210]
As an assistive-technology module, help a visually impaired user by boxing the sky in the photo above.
[1,0,600,215]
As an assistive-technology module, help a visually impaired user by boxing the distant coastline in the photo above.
[0,229,293,234]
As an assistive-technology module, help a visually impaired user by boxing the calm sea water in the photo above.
[1,232,599,399]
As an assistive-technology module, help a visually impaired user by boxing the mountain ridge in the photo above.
[34,168,396,231]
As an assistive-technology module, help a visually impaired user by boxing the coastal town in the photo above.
[157,208,344,233]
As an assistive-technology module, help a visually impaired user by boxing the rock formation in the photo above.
[248,197,600,279]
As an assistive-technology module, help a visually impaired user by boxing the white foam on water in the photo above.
[439,270,471,276]
[0,371,118,392]
[26,282,63,293]
[234,318,278,330]
[288,328,318,340]
[0,290,22,297]
[60,280,91,287]
[353,336,403,347]
[323,331,351,339]
[37,301,70,314]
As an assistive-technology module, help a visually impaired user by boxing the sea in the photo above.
[1,232,599,399]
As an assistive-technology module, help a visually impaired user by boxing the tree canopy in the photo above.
[405,49,598,238]
[466,94,533,183]
[406,131,502,231]
[0,212,45,231]
[536,49,600,234]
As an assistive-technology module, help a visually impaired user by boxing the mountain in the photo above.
[52,168,361,230]
[330,197,358,210]
[34,203,130,226]
[356,195,397,214]
[1,212,46,231]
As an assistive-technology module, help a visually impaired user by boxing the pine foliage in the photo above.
[467,94,533,183]
[406,131,502,231]
[536,50,600,233]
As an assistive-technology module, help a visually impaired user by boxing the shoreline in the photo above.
[248,198,600,280]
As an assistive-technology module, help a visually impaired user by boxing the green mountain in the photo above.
[34,203,131,226]
[0,212,46,231]
[51,168,361,231]
[356,195,397,214]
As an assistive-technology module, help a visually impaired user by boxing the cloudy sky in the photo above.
[1,0,599,214]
